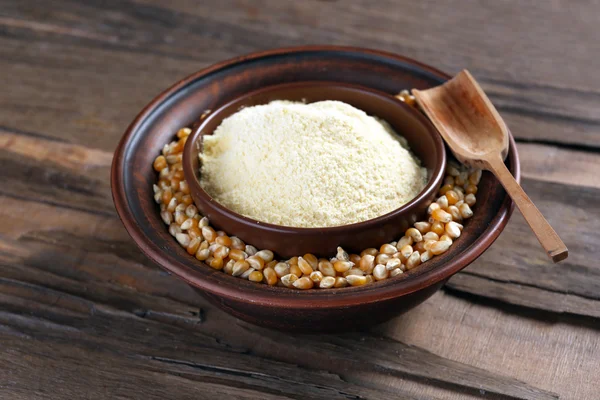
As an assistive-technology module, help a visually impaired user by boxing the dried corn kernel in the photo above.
[406,228,423,242]
[360,248,378,257]
[309,271,324,283]
[256,250,274,263]
[445,221,462,239]
[335,247,349,262]
[263,267,278,285]
[320,276,336,289]
[333,277,348,288]
[347,275,368,286]
[446,190,459,205]
[397,236,413,249]
[439,184,453,195]
[459,203,473,218]
[333,260,353,273]
[293,277,314,289]
[274,262,290,278]
[373,264,389,280]
[289,264,302,277]
[465,193,476,206]
[431,240,451,255]
[298,257,314,275]
[281,274,298,287]
[414,221,431,234]
[380,243,397,255]
[431,208,452,223]
[431,221,445,236]
[249,270,263,282]
[232,260,250,276]
[216,235,232,247]
[318,260,336,277]
[386,258,402,271]
[406,251,421,270]
[247,255,265,270]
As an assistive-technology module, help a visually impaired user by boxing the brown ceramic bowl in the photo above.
[111,46,519,332]
[182,81,446,258]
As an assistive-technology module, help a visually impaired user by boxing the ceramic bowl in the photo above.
[111,46,518,332]
[182,81,446,258]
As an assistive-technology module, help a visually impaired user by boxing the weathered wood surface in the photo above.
[1,1,599,399]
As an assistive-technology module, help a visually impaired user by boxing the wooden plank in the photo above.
[446,176,600,318]
[0,130,114,216]
[377,291,600,400]
[517,142,600,189]
[0,0,598,149]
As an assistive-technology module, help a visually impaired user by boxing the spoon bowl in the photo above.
[413,70,568,262]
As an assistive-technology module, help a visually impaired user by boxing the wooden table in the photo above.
[1,1,598,399]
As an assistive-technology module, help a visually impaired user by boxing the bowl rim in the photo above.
[111,45,519,309]
[182,80,447,233]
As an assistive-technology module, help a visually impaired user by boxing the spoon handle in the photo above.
[486,155,568,263]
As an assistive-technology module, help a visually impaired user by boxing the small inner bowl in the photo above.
[183,81,446,258]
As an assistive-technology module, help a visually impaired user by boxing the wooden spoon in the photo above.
[412,70,568,262]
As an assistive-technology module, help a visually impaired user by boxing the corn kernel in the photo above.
[431,240,451,255]
[439,184,453,195]
[293,277,314,289]
[437,195,449,209]
[333,277,348,288]
[248,270,263,282]
[428,202,440,214]
[360,248,378,257]
[397,236,413,249]
[281,274,298,287]
[359,255,375,273]
[255,250,274,263]
[445,221,462,239]
[216,235,232,247]
[432,208,452,223]
[469,169,482,185]
[309,271,324,283]
[274,262,290,278]
[298,257,314,275]
[153,155,167,171]
[386,258,402,271]
[289,264,302,277]
[406,227,423,242]
[247,255,265,270]
[335,247,349,262]
[232,260,249,276]
[465,193,477,207]
[406,251,421,270]
[373,264,389,280]
[446,190,459,205]
[263,267,278,285]
[201,226,217,242]
[347,275,368,286]
[375,253,390,265]
[333,260,353,273]
[229,249,248,261]
[459,203,474,218]
[319,276,336,289]
[414,221,431,234]
[380,243,397,255]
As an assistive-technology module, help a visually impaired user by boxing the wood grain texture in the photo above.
[0,0,599,150]
[1,0,599,399]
